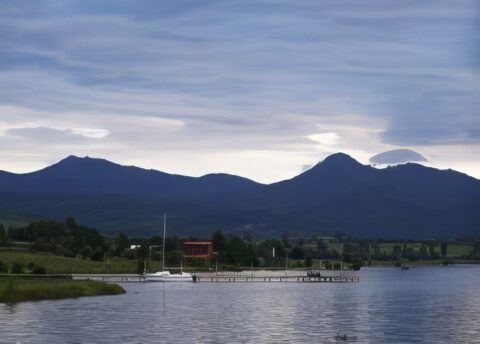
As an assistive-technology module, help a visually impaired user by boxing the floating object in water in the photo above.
[334,334,357,341]
[401,266,410,270]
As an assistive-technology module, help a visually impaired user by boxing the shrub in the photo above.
[63,249,76,258]
[136,259,146,275]
[90,248,105,261]
[0,261,7,273]
[350,257,364,271]
[27,262,35,271]
[32,265,47,274]
[304,255,312,267]
[81,245,93,259]
[11,261,25,274]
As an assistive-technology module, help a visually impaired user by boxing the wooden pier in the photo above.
[72,274,144,282]
[194,274,359,283]
[70,272,359,283]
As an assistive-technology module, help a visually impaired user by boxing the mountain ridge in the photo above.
[0,153,479,239]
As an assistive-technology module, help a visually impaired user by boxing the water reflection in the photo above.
[1,266,480,343]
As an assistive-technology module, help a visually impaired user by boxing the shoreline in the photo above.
[0,277,125,304]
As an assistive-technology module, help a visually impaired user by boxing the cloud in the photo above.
[4,126,109,143]
[0,1,478,181]
[369,149,428,165]
[307,132,339,146]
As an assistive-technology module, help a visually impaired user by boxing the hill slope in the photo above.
[0,154,479,239]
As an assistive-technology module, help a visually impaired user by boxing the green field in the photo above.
[447,244,473,258]
[0,250,162,274]
[0,277,125,303]
[376,242,442,255]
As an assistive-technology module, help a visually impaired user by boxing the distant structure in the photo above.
[181,240,213,263]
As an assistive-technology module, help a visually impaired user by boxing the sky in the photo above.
[0,0,479,183]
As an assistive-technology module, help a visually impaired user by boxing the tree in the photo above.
[114,233,129,256]
[440,242,448,257]
[393,244,402,258]
[11,261,24,274]
[351,257,364,271]
[0,261,7,273]
[0,224,5,242]
[305,255,313,267]
[165,236,178,251]
[136,259,146,275]
[334,231,345,242]
[65,217,78,229]
[81,245,93,259]
[90,247,105,261]
[212,230,226,262]
[225,236,248,266]
[281,231,289,248]
[289,246,305,259]
[32,265,47,274]
[315,240,328,258]
[242,230,253,242]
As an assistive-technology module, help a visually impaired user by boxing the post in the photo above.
[285,256,288,277]
[162,214,166,271]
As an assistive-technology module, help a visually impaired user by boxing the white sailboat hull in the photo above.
[145,271,193,282]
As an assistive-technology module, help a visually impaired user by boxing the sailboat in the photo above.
[144,215,193,282]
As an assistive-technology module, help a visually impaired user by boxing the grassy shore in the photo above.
[0,250,162,274]
[0,277,125,303]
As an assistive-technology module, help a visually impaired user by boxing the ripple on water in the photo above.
[1,266,480,343]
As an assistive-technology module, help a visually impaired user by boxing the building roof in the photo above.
[183,241,212,245]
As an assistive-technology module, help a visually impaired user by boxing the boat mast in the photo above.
[162,214,166,272]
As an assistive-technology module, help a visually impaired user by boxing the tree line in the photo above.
[2,220,480,272]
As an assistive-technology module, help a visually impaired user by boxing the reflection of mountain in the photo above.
[1,153,479,239]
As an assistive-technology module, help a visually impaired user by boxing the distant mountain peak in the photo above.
[323,152,357,163]
[57,155,112,165]
[313,153,363,170]
[291,153,366,181]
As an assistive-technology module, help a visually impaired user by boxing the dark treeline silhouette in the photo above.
[2,220,480,272]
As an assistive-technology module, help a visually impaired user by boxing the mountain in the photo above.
[0,155,262,198]
[0,153,479,239]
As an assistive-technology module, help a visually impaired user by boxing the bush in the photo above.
[136,259,146,275]
[305,255,312,267]
[350,257,364,271]
[81,245,93,259]
[32,265,47,274]
[0,261,7,273]
[90,248,105,261]
[11,261,25,274]
[63,249,76,258]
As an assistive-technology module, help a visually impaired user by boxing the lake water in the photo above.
[1,266,480,343]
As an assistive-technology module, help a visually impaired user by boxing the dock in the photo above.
[70,272,359,283]
[194,274,359,283]
[72,274,144,282]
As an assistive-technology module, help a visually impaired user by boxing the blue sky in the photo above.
[0,0,479,182]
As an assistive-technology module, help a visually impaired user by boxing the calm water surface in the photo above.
[1,266,480,343]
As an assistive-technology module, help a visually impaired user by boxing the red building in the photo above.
[181,240,213,262]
